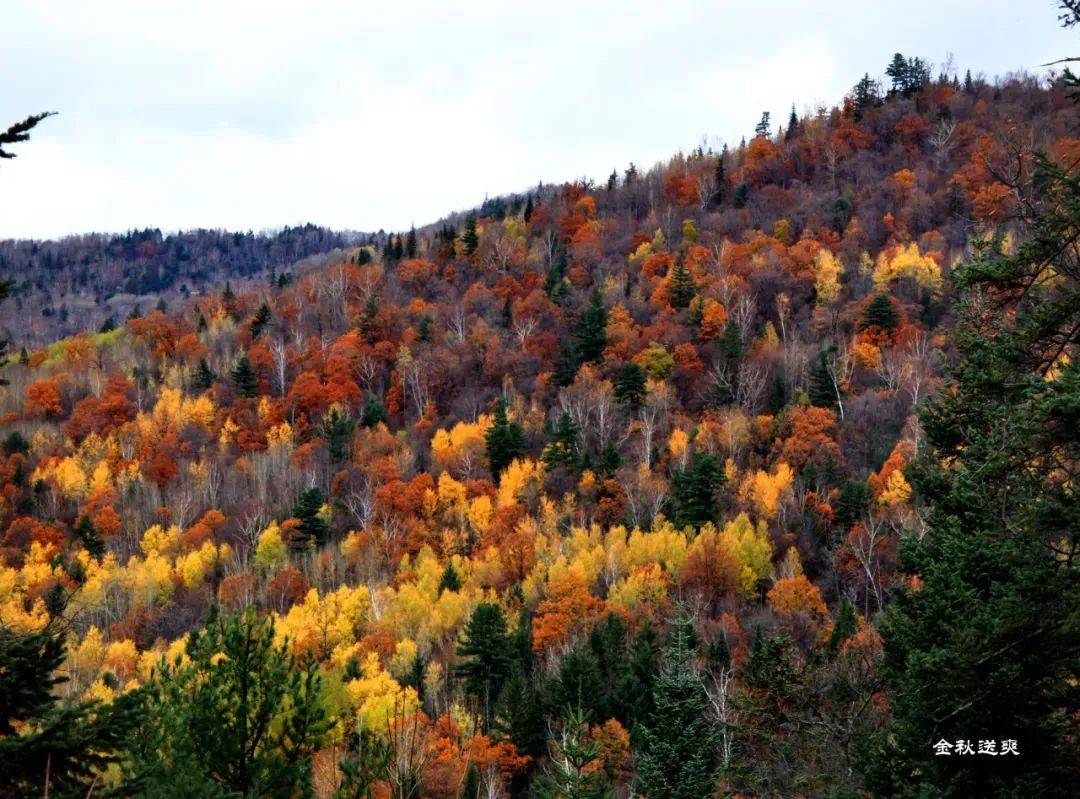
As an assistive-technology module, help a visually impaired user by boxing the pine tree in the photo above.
[668,257,696,310]
[719,319,744,365]
[669,451,725,528]
[754,111,771,138]
[852,73,879,120]
[576,290,608,363]
[0,111,56,160]
[870,150,1080,796]
[360,396,386,428]
[322,406,356,464]
[808,346,841,410]
[860,293,900,333]
[456,603,512,731]
[250,302,271,339]
[73,514,104,561]
[785,103,799,140]
[963,68,974,92]
[405,225,417,259]
[0,625,140,798]
[733,183,749,208]
[614,362,647,411]
[231,355,258,398]
[543,410,582,470]
[292,487,329,548]
[523,194,534,222]
[827,596,857,657]
[607,169,618,192]
[533,710,614,799]
[886,52,910,94]
[461,214,480,256]
[485,398,526,483]
[712,149,727,205]
[635,616,718,799]
[127,609,330,798]
[437,562,461,594]
[549,643,604,721]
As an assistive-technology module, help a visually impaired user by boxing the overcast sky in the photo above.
[0,0,1073,240]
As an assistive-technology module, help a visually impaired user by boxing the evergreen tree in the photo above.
[614,362,647,411]
[405,225,417,259]
[485,397,526,483]
[523,195,534,222]
[860,293,900,333]
[852,73,879,120]
[669,451,726,528]
[607,169,618,193]
[616,622,660,729]
[334,728,391,799]
[719,319,744,365]
[99,315,117,333]
[963,68,974,92]
[543,410,582,470]
[766,369,788,414]
[127,609,330,799]
[826,596,858,657]
[460,214,480,256]
[785,103,799,140]
[360,396,387,428]
[869,150,1080,797]
[0,111,56,160]
[712,149,727,205]
[291,487,329,548]
[575,290,608,363]
[250,302,271,339]
[886,52,910,94]
[548,643,604,721]
[733,183,749,208]
[533,710,614,799]
[456,603,512,731]
[437,562,461,594]
[322,405,356,464]
[73,514,104,561]
[635,616,718,799]
[668,257,696,310]
[754,111,771,138]
[231,354,258,398]
[807,346,841,410]
[0,625,139,799]
[833,480,871,532]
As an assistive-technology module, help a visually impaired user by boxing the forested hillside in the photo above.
[0,50,1077,799]
[0,224,357,345]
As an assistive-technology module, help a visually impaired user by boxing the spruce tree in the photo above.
[807,346,841,410]
[614,362,647,411]
[456,603,512,731]
[73,514,104,561]
[669,451,725,528]
[437,562,462,594]
[785,103,799,140]
[668,257,696,310]
[754,111,771,138]
[405,225,417,259]
[485,398,526,483]
[712,150,726,206]
[575,290,608,363]
[127,609,330,799]
[250,302,271,339]
[533,710,614,799]
[635,616,718,799]
[322,406,356,464]
[292,487,329,548]
[460,214,479,256]
[870,149,1080,796]
[231,355,258,398]
[543,410,581,470]
[360,396,387,428]
[0,625,139,799]
[860,293,899,333]
[827,596,858,657]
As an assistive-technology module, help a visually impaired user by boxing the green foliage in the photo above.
[668,257,696,310]
[127,608,330,799]
[614,362,647,410]
[460,214,479,256]
[322,406,356,464]
[870,153,1080,796]
[360,396,387,428]
[0,625,139,799]
[533,710,614,799]
[575,290,608,364]
[457,603,512,731]
[292,487,329,548]
[0,111,56,160]
[543,410,582,470]
[669,451,725,528]
[808,346,842,410]
[634,616,718,799]
[250,302,272,339]
[193,358,216,392]
[485,397,526,483]
[231,354,258,398]
[437,562,461,594]
[860,293,899,333]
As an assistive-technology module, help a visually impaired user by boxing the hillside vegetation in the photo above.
[0,54,1077,799]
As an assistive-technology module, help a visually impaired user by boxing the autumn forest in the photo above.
[1,10,1078,799]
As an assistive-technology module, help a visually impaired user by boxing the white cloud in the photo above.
[0,0,1073,239]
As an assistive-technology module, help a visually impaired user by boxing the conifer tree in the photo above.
[405,225,417,259]
[127,609,330,798]
[668,257,696,310]
[754,111,771,138]
[543,410,581,470]
[0,111,56,161]
[360,396,387,428]
[860,293,900,333]
[0,625,139,799]
[576,290,608,363]
[73,514,104,560]
[322,406,356,464]
[614,362,647,411]
[827,596,858,657]
[785,104,799,140]
[291,487,329,548]
[808,346,842,410]
[437,562,461,594]
[461,214,480,256]
[456,603,512,731]
[250,302,271,339]
[635,616,718,799]
[523,194,534,222]
[669,451,725,528]
[231,354,258,398]
[534,710,614,799]
[485,397,526,483]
